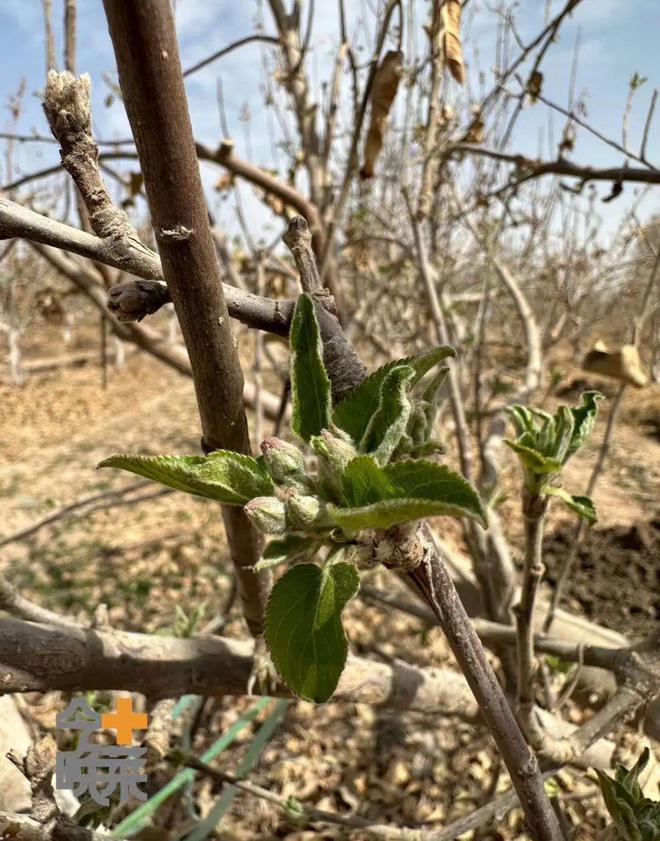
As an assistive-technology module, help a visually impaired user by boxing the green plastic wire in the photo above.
[110,697,272,838]
[182,698,289,841]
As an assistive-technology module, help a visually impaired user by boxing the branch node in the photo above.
[157,224,193,242]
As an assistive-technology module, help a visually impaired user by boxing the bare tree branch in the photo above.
[0,617,479,719]
[451,143,660,192]
[183,34,280,77]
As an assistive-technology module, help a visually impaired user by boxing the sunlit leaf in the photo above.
[265,562,359,702]
[289,293,332,442]
[333,457,486,530]
[358,365,414,464]
[98,452,274,504]
[333,345,455,443]
[544,486,597,523]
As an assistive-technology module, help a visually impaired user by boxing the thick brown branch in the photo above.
[103,0,271,635]
[0,617,478,719]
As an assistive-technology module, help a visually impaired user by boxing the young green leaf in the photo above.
[334,457,487,530]
[550,407,575,464]
[342,455,395,507]
[331,497,484,531]
[289,293,332,442]
[358,365,414,464]
[544,487,597,523]
[506,405,536,436]
[565,390,603,462]
[310,429,357,502]
[596,771,640,841]
[384,460,485,521]
[419,365,449,433]
[333,345,455,443]
[254,535,319,572]
[504,440,562,475]
[98,452,274,504]
[265,562,359,702]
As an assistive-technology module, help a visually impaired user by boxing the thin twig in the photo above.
[183,34,280,77]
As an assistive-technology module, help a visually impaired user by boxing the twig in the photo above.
[321,0,401,274]
[0,485,173,549]
[408,548,564,841]
[0,578,80,630]
[42,0,57,73]
[185,757,424,839]
[404,191,473,480]
[516,490,549,740]
[452,187,542,398]
[42,71,139,243]
[450,143,660,188]
[542,381,626,634]
[552,643,584,711]
[640,88,658,163]
[183,34,280,77]
[0,197,290,337]
[518,86,658,171]
[359,584,631,672]
[197,139,326,261]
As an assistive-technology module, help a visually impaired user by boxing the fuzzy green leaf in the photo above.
[420,366,449,432]
[597,770,644,841]
[289,293,332,442]
[566,390,603,462]
[550,407,575,464]
[265,562,359,702]
[254,535,318,571]
[334,457,487,530]
[342,455,394,507]
[504,440,562,474]
[331,498,482,531]
[506,405,536,436]
[333,346,455,443]
[384,460,485,522]
[358,366,414,464]
[544,486,597,523]
[98,452,274,504]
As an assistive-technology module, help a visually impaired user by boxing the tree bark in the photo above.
[102,0,269,635]
[0,617,479,719]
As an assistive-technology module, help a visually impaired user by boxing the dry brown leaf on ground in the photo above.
[360,50,404,179]
[441,0,465,84]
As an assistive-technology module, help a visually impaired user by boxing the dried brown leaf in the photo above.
[582,341,648,387]
[360,50,404,179]
[441,0,465,84]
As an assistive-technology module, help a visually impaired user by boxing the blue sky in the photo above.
[1,0,658,245]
